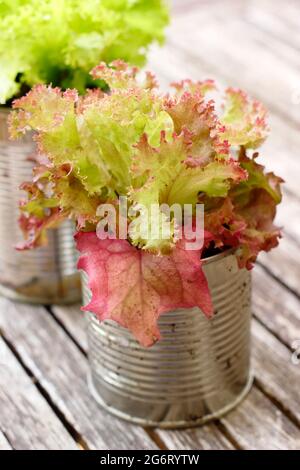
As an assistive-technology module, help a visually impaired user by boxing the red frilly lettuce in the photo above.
[9,62,283,346]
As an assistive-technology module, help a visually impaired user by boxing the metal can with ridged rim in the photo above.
[83,249,253,428]
[0,107,81,304]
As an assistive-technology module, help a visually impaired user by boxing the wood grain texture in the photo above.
[0,430,12,450]
[167,4,300,127]
[51,299,300,450]
[150,1,300,196]
[252,319,300,426]
[50,5,300,447]
[51,304,87,352]
[1,0,300,451]
[0,298,158,450]
[0,336,77,450]
[244,2,300,54]
[220,387,300,450]
[258,237,300,297]
[256,0,300,34]
[253,264,300,347]
[277,190,300,242]
[157,425,234,450]
[171,0,234,13]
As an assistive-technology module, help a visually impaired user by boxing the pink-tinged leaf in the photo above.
[204,198,247,249]
[220,88,269,148]
[236,189,282,269]
[171,78,216,96]
[76,88,105,113]
[9,62,282,271]
[17,209,66,250]
[91,61,158,91]
[75,232,213,347]
[205,190,282,270]
[9,85,78,138]
[235,150,283,205]
[91,60,157,91]
[164,91,229,165]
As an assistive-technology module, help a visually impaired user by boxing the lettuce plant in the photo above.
[0,0,169,104]
[9,62,283,346]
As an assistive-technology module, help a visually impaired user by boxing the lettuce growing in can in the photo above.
[9,62,283,346]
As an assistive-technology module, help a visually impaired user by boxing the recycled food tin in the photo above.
[0,108,81,304]
[84,249,252,428]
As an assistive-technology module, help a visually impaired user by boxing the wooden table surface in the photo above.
[1,0,300,450]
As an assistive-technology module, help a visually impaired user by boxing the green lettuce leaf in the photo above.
[10,62,282,267]
[0,0,169,103]
[129,131,246,253]
[10,62,284,346]
[220,88,269,148]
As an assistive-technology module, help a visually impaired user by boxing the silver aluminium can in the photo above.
[84,249,253,428]
[0,108,81,304]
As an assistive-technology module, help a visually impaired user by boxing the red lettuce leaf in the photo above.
[75,232,213,347]
[17,209,66,250]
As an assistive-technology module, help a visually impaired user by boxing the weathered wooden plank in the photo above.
[0,429,12,450]
[253,264,300,347]
[167,6,300,126]
[257,0,300,33]
[258,236,300,297]
[52,301,300,449]
[51,304,87,352]
[166,3,300,195]
[252,319,300,427]
[157,425,234,450]
[245,1,300,50]
[220,386,300,450]
[0,336,77,450]
[262,117,300,199]
[172,0,216,15]
[221,8,300,70]
[277,190,300,243]
[42,7,300,450]
[0,298,158,450]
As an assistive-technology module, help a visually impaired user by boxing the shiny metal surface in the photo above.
[0,108,81,304]
[84,250,253,428]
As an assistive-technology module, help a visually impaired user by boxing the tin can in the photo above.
[0,108,81,304]
[84,249,253,428]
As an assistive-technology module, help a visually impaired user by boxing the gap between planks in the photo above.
[0,428,13,450]
[1,0,298,446]
[51,302,300,449]
[0,301,162,451]
[41,1,300,450]
[0,299,235,450]
[2,300,236,450]
[0,328,87,450]
[1,257,300,449]
[0,332,78,450]
[169,0,300,130]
